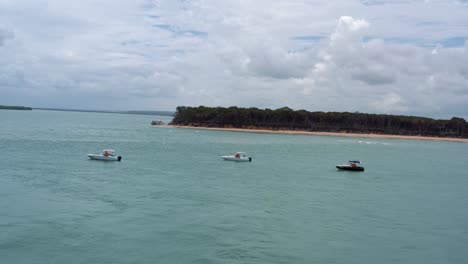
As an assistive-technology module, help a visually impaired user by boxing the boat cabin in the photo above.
[348,161,362,167]
[234,152,248,158]
[102,149,115,157]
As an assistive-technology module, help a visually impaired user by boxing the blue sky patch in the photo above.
[152,24,207,37]
[439,37,466,48]
[364,36,467,48]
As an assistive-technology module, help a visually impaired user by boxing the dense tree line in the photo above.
[170,106,468,138]
[0,105,32,110]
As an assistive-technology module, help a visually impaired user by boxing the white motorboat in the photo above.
[222,152,252,162]
[88,149,122,161]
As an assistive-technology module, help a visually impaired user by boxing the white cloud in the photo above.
[0,0,468,118]
[371,92,408,113]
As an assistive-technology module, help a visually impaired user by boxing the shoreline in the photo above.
[163,125,468,143]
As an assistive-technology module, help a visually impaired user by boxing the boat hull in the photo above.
[222,156,252,162]
[88,154,122,161]
[336,165,364,171]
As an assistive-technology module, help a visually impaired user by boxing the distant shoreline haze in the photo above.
[33,107,175,117]
[0,105,32,110]
[170,106,468,139]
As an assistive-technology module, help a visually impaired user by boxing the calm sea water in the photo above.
[1,110,467,264]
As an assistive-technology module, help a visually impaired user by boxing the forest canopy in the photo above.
[171,106,468,138]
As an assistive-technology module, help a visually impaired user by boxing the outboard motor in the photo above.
[117,156,122,162]
[249,157,252,162]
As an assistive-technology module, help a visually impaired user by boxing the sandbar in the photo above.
[161,125,468,143]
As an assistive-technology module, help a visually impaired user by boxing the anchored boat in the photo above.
[336,160,364,171]
[151,120,163,125]
[222,152,252,162]
[88,149,122,161]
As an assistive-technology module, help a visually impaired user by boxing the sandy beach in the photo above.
[163,125,468,143]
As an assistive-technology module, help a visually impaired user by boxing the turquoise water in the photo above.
[1,110,467,264]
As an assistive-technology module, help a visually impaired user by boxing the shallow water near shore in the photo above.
[1,110,467,264]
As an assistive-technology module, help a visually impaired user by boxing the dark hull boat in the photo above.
[336,165,364,171]
[336,161,364,171]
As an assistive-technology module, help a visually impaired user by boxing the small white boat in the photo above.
[88,149,122,161]
[222,152,252,162]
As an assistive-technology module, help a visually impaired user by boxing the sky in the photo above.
[0,0,468,118]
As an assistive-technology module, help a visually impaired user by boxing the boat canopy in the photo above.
[349,160,361,163]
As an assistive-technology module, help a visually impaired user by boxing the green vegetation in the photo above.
[171,106,468,138]
[0,105,32,110]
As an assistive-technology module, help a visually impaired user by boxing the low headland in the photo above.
[169,106,468,142]
[0,105,32,110]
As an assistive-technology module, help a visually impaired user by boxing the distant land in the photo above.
[170,106,468,139]
[34,108,174,116]
[0,105,32,110]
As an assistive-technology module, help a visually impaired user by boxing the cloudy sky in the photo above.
[1,0,468,118]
